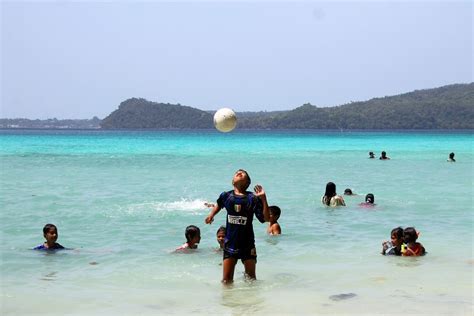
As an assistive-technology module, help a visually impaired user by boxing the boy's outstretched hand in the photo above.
[254,184,266,198]
[205,215,214,224]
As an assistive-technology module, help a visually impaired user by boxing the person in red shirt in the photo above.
[402,227,426,256]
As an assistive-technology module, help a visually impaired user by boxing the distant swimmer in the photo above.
[33,224,66,251]
[379,151,390,160]
[322,182,346,207]
[447,152,456,162]
[359,193,376,207]
[369,152,375,159]
[344,188,355,196]
[175,225,201,251]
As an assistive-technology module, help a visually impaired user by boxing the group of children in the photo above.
[176,204,282,253]
[369,150,390,160]
[321,182,375,208]
[381,226,426,256]
[34,168,426,284]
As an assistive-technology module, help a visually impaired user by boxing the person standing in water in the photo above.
[205,169,270,283]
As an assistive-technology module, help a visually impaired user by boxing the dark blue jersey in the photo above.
[217,190,264,254]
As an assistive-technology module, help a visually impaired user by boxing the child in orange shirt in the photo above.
[402,227,426,256]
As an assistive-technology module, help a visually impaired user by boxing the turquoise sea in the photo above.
[0,129,472,315]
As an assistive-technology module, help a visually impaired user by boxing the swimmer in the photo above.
[216,226,226,250]
[447,152,456,162]
[402,227,426,256]
[176,225,201,251]
[369,152,375,159]
[322,182,346,207]
[33,224,65,250]
[359,193,376,207]
[379,151,390,160]
[381,227,404,256]
[267,205,281,235]
[344,188,355,196]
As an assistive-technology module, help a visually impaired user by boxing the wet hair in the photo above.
[216,226,226,236]
[185,225,200,242]
[365,193,375,204]
[391,227,403,240]
[369,152,375,157]
[381,151,386,157]
[344,188,353,195]
[234,169,251,190]
[269,205,281,219]
[403,227,418,243]
[323,182,337,206]
[43,224,57,235]
[449,152,455,159]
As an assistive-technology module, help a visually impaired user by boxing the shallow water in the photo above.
[1,129,472,315]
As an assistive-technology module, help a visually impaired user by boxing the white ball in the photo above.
[213,108,237,133]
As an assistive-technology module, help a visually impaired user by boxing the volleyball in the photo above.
[213,108,237,133]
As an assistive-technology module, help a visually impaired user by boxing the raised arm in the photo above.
[254,184,270,222]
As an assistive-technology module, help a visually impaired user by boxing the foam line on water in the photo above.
[122,198,210,215]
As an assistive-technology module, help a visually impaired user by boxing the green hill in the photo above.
[101,83,474,129]
[100,98,213,129]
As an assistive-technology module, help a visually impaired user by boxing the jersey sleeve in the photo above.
[252,194,265,223]
[216,191,228,209]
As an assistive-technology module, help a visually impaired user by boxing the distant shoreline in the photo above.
[1,128,472,133]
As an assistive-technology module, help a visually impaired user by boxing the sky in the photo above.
[1,1,472,119]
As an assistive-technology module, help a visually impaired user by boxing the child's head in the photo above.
[365,193,375,204]
[344,188,353,195]
[390,227,404,246]
[369,151,375,158]
[232,169,251,191]
[449,152,455,159]
[43,224,58,244]
[216,226,226,248]
[269,205,281,221]
[403,227,418,244]
[185,225,201,244]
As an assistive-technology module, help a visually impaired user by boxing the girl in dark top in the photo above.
[33,224,65,250]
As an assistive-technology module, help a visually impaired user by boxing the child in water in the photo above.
[402,227,426,256]
[216,226,226,250]
[359,193,376,207]
[381,227,404,256]
[205,169,270,283]
[267,205,281,235]
[33,224,65,250]
[175,225,201,251]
